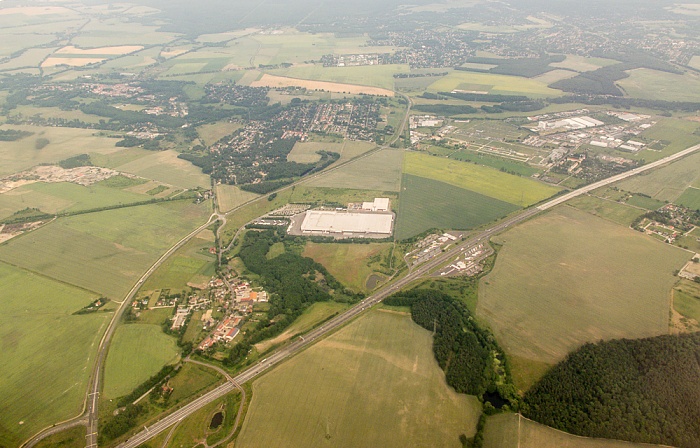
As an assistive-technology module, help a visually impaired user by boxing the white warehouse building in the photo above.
[300,210,394,236]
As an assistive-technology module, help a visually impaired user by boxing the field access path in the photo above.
[116,142,700,448]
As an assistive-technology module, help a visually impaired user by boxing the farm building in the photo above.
[300,210,394,236]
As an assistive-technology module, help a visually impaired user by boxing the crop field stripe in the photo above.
[404,151,561,206]
[396,174,520,240]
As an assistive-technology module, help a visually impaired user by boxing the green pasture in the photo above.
[216,184,259,213]
[404,151,561,206]
[0,201,211,299]
[616,148,700,202]
[70,20,177,47]
[237,310,481,448]
[267,64,408,91]
[254,301,350,353]
[567,194,645,227]
[676,187,700,210]
[550,54,619,72]
[140,229,216,292]
[426,71,562,97]
[478,206,689,366]
[396,174,519,239]
[11,105,103,123]
[449,149,540,176]
[0,182,151,220]
[288,186,397,208]
[89,147,149,169]
[617,68,700,102]
[287,141,328,163]
[483,413,664,448]
[673,280,700,323]
[302,242,394,292]
[103,324,180,399]
[305,149,403,191]
[197,121,242,146]
[0,124,120,176]
[0,262,108,446]
[113,149,212,189]
[33,426,86,448]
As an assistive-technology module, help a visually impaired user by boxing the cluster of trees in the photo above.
[58,153,92,169]
[384,289,516,406]
[524,333,700,448]
[80,102,186,130]
[238,151,339,194]
[0,128,32,141]
[99,403,145,442]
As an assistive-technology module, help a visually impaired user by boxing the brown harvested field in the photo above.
[251,74,395,97]
[41,57,106,67]
[55,45,143,55]
[478,206,689,366]
[483,413,668,448]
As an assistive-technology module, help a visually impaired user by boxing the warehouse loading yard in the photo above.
[288,198,394,239]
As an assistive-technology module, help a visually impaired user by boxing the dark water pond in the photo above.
[365,274,383,290]
[482,391,508,409]
[210,411,224,429]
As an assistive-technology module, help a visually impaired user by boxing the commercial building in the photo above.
[300,210,394,236]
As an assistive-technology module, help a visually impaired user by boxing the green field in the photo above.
[140,229,217,292]
[302,242,394,292]
[0,182,152,219]
[478,206,689,367]
[483,413,665,448]
[0,201,211,299]
[676,187,700,210]
[216,184,259,213]
[267,64,408,90]
[617,68,700,102]
[0,262,109,447]
[305,149,403,191]
[396,174,520,240]
[616,148,700,202]
[550,54,619,72]
[673,280,700,324]
[567,194,645,227]
[288,186,398,209]
[404,152,561,206]
[426,71,562,97]
[254,301,350,353]
[103,324,180,399]
[449,150,540,177]
[113,149,211,189]
[287,141,332,163]
[197,121,242,146]
[0,125,121,176]
[237,309,481,448]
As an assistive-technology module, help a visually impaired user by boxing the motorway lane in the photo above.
[118,142,700,448]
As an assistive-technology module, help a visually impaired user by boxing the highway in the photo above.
[116,141,700,448]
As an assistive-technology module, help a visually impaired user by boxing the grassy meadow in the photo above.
[237,310,481,448]
[0,125,121,176]
[266,64,408,91]
[483,413,667,448]
[0,201,211,299]
[617,68,700,102]
[0,262,109,447]
[305,149,403,191]
[140,229,217,292]
[615,148,700,202]
[478,206,689,367]
[216,184,259,213]
[103,324,180,399]
[566,194,645,227]
[302,242,394,292]
[254,301,350,353]
[404,151,561,206]
[425,71,562,97]
[396,174,520,240]
[113,149,211,189]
